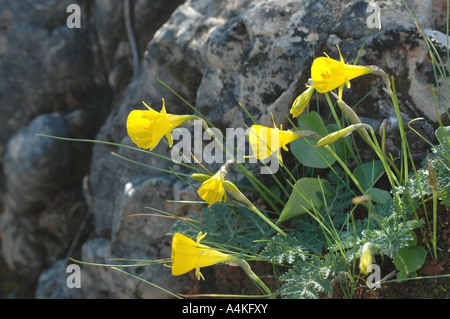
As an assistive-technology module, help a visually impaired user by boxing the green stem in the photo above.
[388,78,408,185]
[230,190,287,237]
[323,145,365,195]
[432,188,438,260]
[110,266,182,299]
[328,92,399,190]
[236,260,273,297]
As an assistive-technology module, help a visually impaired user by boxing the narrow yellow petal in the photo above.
[165,131,173,147]
[160,98,167,115]
[195,267,205,280]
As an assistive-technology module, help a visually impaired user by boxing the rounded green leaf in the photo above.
[393,245,426,276]
[366,187,391,204]
[290,112,336,168]
[277,177,331,223]
[353,160,384,191]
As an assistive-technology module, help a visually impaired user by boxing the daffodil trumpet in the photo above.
[197,170,227,206]
[311,46,372,94]
[170,232,272,295]
[310,46,391,100]
[196,160,234,207]
[171,232,241,280]
[248,123,301,166]
[126,99,198,150]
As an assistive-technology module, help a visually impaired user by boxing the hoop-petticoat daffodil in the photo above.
[311,46,372,94]
[359,242,374,275]
[171,232,240,280]
[248,123,301,165]
[126,99,197,150]
[195,161,239,206]
[193,166,288,237]
[197,170,227,206]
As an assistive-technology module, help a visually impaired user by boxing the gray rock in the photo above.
[75,235,187,299]
[79,164,190,297]
[3,113,70,214]
[35,259,82,299]
[0,210,45,278]
[0,0,183,296]
[1,113,91,278]
[0,0,99,162]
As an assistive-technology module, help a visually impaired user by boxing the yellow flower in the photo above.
[171,232,239,280]
[248,122,300,164]
[197,170,227,206]
[311,46,371,93]
[126,99,196,150]
[290,86,315,118]
[359,242,373,275]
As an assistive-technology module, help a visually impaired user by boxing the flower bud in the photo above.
[359,242,373,275]
[317,123,371,147]
[290,86,315,118]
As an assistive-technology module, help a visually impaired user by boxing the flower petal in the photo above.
[311,48,372,94]
[311,57,347,93]
[127,101,197,150]
[171,233,239,279]
[248,125,278,160]
[197,172,225,206]
[126,109,170,150]
[171,233,200,276]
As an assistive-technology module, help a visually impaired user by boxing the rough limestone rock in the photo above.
[0,0,446,298]
[2,114,70,277]
[1,112,95,280]
[4,114,70,214]
[0,0,101,165]
[0,0,182,297]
